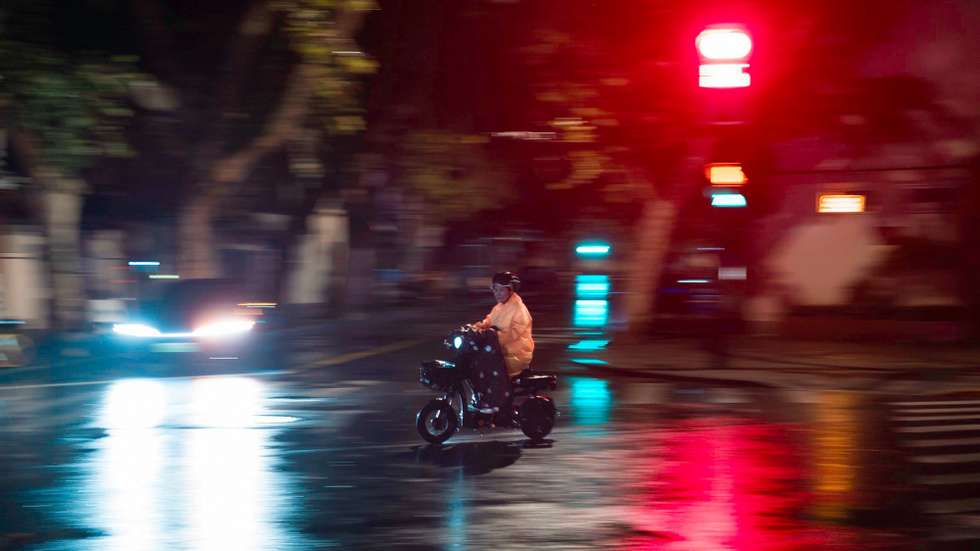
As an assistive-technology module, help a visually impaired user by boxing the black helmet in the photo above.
[492,271,521,291]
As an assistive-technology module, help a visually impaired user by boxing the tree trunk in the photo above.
[176,62,314,278]
[11,131,88,330]
[44,180,87,329]
[169,3,368,281]
[177,190,220,279]
[624,197,678,334]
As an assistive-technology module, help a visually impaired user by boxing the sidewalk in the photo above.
[594,336,980,389]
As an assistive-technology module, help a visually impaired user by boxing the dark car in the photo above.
[111,279,278,367]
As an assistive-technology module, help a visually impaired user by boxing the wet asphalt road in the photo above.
[0,306,978,549]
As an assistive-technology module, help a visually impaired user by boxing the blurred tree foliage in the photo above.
[516,8,692,206]
[393,131,511,223]
[124,0,379,277]
[1,0,380,310]
[0,0,142,178]
[0,0,148,329]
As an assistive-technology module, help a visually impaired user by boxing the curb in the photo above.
[584,358,980,392]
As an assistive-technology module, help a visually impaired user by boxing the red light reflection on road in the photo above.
[619,418,902,550]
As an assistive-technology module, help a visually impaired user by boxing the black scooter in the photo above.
[416,325,558,444]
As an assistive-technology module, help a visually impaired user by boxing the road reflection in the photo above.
[97,414,166,549]
[620,416,894,550]
[448,469,468,551]
[564,274,615,435]
[569,376,613,429]
[566,274,612,366]
[811,390,861,521]
[83,376,303,550]
[102,379,167,429]
[414,441,523,475]
[185,427,267,550]
[0,322,917,550]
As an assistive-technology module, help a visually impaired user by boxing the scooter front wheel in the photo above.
[416,400,459,444]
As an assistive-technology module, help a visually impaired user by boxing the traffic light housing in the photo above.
[704,162,747,208]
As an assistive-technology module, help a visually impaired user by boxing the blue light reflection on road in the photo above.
[569,376,612,428]
[568,274,614,431]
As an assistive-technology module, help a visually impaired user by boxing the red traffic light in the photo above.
[697,25,752,89]
[699,64,750,88]
[696,27,753,61]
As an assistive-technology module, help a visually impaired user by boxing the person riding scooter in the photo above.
[469,272,535,414]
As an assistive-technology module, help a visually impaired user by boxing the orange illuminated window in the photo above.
[817,194,866,213]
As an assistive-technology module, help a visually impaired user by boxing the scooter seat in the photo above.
[512,370,558,390]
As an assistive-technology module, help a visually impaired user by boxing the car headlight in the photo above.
[193,319,255,338]
[112,323,161,337]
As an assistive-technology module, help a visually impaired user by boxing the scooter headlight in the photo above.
[453,336,463,349]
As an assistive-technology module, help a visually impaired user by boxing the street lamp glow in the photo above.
[696,27,753,61]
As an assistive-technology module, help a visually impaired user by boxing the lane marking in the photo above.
[895,414,980,423]
[912,452,980,464]
[907,437,980,448]
[917,473,980,485]
[897,424,980,434]
[897,407,980,415]
[924,498,980,515]
[894,400,980,407]
[312,339,423,367]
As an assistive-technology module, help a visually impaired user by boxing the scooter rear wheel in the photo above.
[519,396,555,441]
[416,400,458,444]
